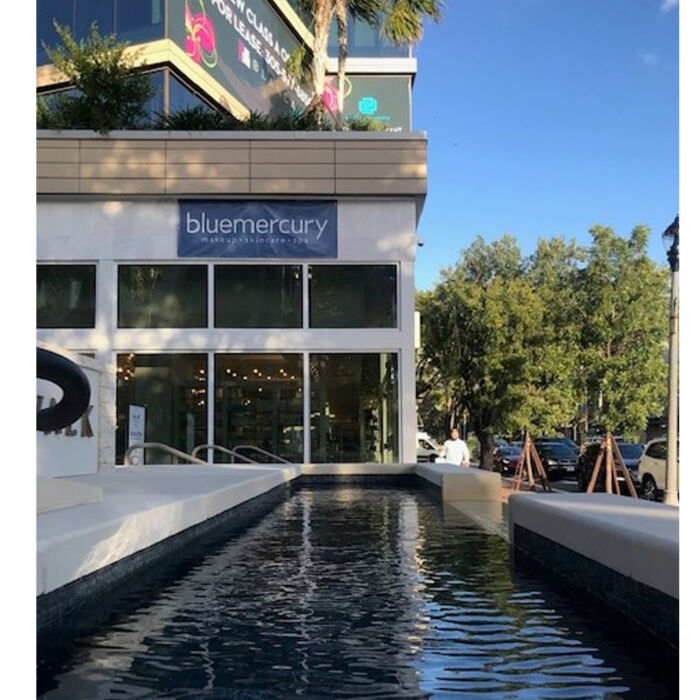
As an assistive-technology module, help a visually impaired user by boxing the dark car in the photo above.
[577,441,644,492]
[495,445,522,475]
[535,441,578,481]
[535,435,580,454]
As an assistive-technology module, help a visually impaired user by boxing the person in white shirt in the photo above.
[442,428,470,466]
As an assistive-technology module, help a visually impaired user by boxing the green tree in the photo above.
[419,237,541,469]
[523,237,584,437]
[38,22,154,133]
[578,225,668,437]
[289,0,442,123]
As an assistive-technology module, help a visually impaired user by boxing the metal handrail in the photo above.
[124,442,207,466]
[191,444,238,462]
[231,445,292,464]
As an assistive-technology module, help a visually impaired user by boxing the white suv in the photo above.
[637,438,679,500]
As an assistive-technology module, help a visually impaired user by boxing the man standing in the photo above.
[442,428,470,466]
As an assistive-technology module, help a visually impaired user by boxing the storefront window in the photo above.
[215,266,302,328]
[118,265,207,328]
[215,354,304,462]
[311,353,399,463]
[309,265,397,328]
[37,264,96,328]
[116,353,207,464]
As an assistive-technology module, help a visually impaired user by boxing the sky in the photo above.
[411,0,679,290]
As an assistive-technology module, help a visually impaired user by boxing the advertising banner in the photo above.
[127,405,147,465]
[170,0,311,114]
[178,200,338,258]
[323,75,411,131]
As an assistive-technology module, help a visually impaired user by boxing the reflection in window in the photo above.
[75,0,114,41]
[215,354,303,462]
[311,353,399,463]
[116,0,164,44]
[169,73,216,113]
[37,264,96,328]
[37,0,74,64]
[37,1,165,65]
[116,353,207,464]
[309,265,397,328]
[215,266,302,328]
[118,265,207,328]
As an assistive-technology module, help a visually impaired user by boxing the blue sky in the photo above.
[411,0,679,290]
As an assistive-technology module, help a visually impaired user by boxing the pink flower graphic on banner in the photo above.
[185,0,217,68]
[323,76,353,114]
[323,77,339,113]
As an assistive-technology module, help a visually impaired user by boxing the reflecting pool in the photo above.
[38,487,677,698]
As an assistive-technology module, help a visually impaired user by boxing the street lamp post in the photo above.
[662,215,679,506]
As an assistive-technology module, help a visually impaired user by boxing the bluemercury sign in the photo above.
[178,200,338,258]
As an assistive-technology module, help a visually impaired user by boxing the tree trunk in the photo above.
[336,0,348,125]
[305,0,334,126]
[478,431,495,470]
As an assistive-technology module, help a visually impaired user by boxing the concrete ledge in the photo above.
[37,464,301,597]
[416,464,501,502]
[508,493,679,598]
[37,476,103,514]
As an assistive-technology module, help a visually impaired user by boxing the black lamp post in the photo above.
[662,215,679,506]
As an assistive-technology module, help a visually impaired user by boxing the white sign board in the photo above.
[127,405,146,465]
[36,363,100,477]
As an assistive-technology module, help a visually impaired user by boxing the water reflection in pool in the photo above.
[38,487,677,698]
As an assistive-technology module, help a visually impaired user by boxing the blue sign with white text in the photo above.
[178,200,337,258]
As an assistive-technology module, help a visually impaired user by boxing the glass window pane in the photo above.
[75,0,114,42]
[37,0,74,64]
[142,69,166,121]
[116,353,207,464]
[37,265,96,328]
[118,265,207,328]
[215,266,302,328]
[311,353,399,463]
[116,0,165,43]
[215,354,303,462]
[309,265,397,328]
[168,73,216,114]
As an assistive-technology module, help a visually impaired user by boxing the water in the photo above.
[38,487,677,698]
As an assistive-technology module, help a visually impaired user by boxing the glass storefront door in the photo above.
[310,354,399,463]
[215,354,303,462]
[116,353,207,464]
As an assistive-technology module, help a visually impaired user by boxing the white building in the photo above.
[36,130,427,469]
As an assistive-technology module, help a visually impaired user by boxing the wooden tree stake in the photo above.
[511,429,553,493]
[585,431,638,498]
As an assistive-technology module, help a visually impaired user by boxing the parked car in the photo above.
[534,441,579,480]
[577,441,644,492]
[495,445,522,475]
[416,431,441,463]
[637,438,678,501]
[535,435,580,455]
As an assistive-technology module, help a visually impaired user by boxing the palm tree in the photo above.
[289,0,443,124]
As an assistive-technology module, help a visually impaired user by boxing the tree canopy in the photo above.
[417,227,668,468]
[38,22,154,134]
